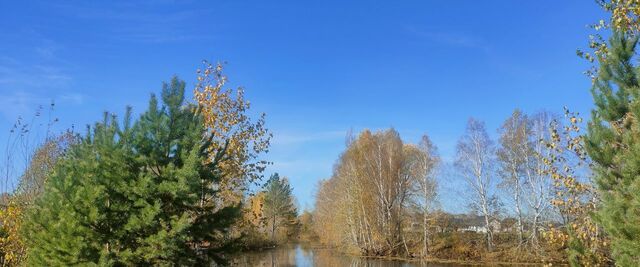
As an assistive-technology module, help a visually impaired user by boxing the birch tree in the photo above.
[414,135,439,257]
[523,111,554,248]
[497,110,528,247]
[314,129,428,256]
[455,118,497,251]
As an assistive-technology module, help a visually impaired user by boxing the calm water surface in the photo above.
[231,243,481,267]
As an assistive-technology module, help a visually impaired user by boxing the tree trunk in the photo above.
[514,185,524,247]
[482,202,493,252]
[423,212,428,258]
[271,216,276,241]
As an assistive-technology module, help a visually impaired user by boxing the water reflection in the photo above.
[231,244,476,267]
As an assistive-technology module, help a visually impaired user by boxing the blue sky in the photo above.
[0,1,603,211]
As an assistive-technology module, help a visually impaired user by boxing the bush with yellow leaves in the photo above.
[193,61,271,204]
[540,108,612,267]
[0,199,26,266]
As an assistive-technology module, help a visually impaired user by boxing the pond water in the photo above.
[230,243,479,267]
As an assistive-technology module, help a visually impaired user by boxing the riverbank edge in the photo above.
[262,242,568,266]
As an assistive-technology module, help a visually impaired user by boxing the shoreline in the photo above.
[241,242,567,266]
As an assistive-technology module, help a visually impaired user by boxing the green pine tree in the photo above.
[586,32,640,266]
[23,77,241,266]
[262,173,297,242]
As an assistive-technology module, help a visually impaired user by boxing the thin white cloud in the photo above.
[59,93,85,105]
[0,91,39,120]
[269,158,334,179]
[0,35,81,121]
[0,90,86,121]
[403,25,491,53]
[48,2,211,44]
[271,130,346,146]
[264,130,346,182]
[0,38,72,89]
[34,39,61,60]
[0,64,70,88]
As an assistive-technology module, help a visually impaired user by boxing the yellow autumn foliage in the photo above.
[0,199,26,266]
[193,61,271,204]
[580,1,640,79]
[540,108,611,266]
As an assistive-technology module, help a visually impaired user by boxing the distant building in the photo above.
[458,219,501,233]
[404,211,520,234]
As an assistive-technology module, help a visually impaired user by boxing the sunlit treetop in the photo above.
[194,61,272,203]
[580,0,640,79]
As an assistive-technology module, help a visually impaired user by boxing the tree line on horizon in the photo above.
[311,109,601,264]
[1,0,640,266]
[311,1,640,265]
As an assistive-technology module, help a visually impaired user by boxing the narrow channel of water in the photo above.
[230,243,480,267]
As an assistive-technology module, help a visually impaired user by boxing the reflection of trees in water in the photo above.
[312,248,410,267]
[298,244,314,260]
[231,246,297,267]
[231,245,468,267]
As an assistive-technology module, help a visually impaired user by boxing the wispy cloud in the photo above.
[266,130,346,180]
[0,38,72,89]
[0,90,86,121]
[403,25,544,80]
[0,91,40,120]
[403,25,491,53]
[271,130,347,146]
[0,37,82,120]
[270,158,334,178]
[34,39,61,60]
[48,2,211,44]
[0,64,71,88]
[59,93,85,105]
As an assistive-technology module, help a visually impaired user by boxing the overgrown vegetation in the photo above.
[0,64,273,266]
[1,1,640,266]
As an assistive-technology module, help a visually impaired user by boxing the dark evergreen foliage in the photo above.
[23,77,240,266]
[586,32,640,266]
[262,173,297,241]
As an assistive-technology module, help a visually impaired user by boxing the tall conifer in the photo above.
[262,173,296,241]
[586,33,640,266]
[24,77,240,266]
